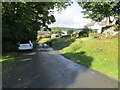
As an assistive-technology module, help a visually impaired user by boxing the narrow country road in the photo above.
[3,44,118,88]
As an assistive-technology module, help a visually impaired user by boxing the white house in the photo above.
[89,22,106,33]
[61,31,69,36]
[86,20,106,33]
[86,17,117,33]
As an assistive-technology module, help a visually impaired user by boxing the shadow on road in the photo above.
[63,51,93,67]
[2,50,36,88]
[28,48,91,88]
[2,46,118,88]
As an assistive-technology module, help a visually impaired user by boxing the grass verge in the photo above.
[1,52,18,73]
[59,37,118,80]
[38,37,118,80]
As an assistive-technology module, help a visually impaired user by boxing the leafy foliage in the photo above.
[79,2,120,22]
[89,33,101,39]
[78,27,93,37]
[67,29,74,37]
[2,2,71,52]
[51,27,62,36]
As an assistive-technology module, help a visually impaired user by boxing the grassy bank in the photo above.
[40,36,118,80]
[59,37,118,80]
[1,52,18,73]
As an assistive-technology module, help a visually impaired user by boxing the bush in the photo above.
[79,27,94,37]
[112,25,120,31]
[45,39,57,46]
[45,37,75,49]
[61,35,70,38]
[109,33,119,39]
[89,33,101,38]
[66,38,75,43]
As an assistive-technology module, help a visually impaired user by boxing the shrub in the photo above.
[66,38,75,43]
[61,35,70,38]
[45,39,57,46]
[89,33,101,38]
[112,25,120,31]
[79,27,93,37]
[110,33,119,39]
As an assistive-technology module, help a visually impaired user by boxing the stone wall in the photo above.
[101,27,118,37]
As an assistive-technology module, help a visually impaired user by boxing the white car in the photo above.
[18,40,33,51]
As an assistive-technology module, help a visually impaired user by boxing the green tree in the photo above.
[51,27,61,36]
[78,2,120,24]
[2,2,71,52]
[79,27,93,37]
[68,29,74,37]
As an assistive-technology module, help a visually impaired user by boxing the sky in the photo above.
[49,0,92,28]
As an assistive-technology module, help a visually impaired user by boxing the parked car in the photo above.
[18,40,33,51]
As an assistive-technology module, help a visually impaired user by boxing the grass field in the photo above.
[58,37,118,80]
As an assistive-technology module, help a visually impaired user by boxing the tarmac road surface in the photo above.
[3,44,118,88]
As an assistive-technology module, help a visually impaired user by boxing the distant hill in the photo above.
[58,27,84,31]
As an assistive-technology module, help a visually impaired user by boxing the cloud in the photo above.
[49,0,91,28]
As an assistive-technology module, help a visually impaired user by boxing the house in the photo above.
[85,17,117,33]
[61,31,69,36]
[85,20,106,33]
[89,22,106,33]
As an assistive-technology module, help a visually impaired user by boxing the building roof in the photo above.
[85,20,106,27]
